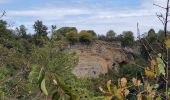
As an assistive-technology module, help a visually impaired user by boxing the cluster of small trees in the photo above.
[140,28,170,60]
[51,27,97,44]
[14,20,98,46]
[9,19,170,50]
[98,30,135,47]
[14,20,168,49]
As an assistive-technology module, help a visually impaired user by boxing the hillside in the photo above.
[0,7,169,98]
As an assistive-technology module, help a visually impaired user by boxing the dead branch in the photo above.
[153,3,167,9]
[156,13,165,25]
[0,11,6,18]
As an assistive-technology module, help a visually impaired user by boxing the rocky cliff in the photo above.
[69,40,129,78]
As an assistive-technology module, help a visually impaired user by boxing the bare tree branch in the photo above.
[0,11,6,18]
[154,3,167,9]
[156,13,165,25]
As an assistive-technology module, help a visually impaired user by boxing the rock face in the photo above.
[70,40,128,78]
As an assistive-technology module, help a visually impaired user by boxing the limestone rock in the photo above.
[69,40,128,78]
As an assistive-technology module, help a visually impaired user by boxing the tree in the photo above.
[79,30,93,44]
[0,20,7,32]
[52,27,77,41]
[147,29,157,43]
[32,20,49,46]
[122,31,134,47]
[86,30,97,40]
[140,45,149,60]
[0,20,16,47]
[115,34,123,41]
[66,30,79,44]
[33,20,48,37]
[157,30,165,42]
[106,30,116,41]
[97,34,106,41]
[154,0,170,99]
[157,30,170,42]
[86,30,97,37]
[16,25,27,38]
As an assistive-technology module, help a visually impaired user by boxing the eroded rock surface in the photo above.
[70,40,128,78]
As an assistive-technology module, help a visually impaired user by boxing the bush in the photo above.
[79,30,94,44]
[66,30,79,44]
[120,64,143,79]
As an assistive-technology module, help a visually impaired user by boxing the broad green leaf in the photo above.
[158,64,165,76]
[38,67,43,80]
[156,57,164,65]
[28,64,40,83]
[156,57,165,76]
[41,78,48,96]
[38,67,45,83]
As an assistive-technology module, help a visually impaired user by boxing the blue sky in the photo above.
[0,0,168,36]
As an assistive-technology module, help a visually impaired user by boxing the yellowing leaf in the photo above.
[113,86,118,94]
[41,78,48,96]
[53,79,58,85]
[150,59,157,72]
[124,89,129,97]
[107,80,111,92]
[104,96,112,100]
[165,39,170,48]
[147,91,156,100]
[115,89,123,100]
[137,93,142,100]
[145,67,155,78]
[99,86,106,93]
[120,78,127,88]
[158,53,162,58]
[132,78,142,86]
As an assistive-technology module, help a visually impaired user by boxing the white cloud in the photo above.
[5,0,170,36]
[7,7,94,21]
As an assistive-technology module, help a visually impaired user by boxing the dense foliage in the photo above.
[0,19,170,100]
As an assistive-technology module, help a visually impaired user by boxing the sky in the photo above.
[0,0,169,36]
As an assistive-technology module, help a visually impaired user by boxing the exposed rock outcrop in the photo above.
[69,40,128,78]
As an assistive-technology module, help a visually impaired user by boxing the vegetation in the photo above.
[0,1,170,99]
[106,30,116,41]
[0,18,169,99]
[121,31,134,47]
